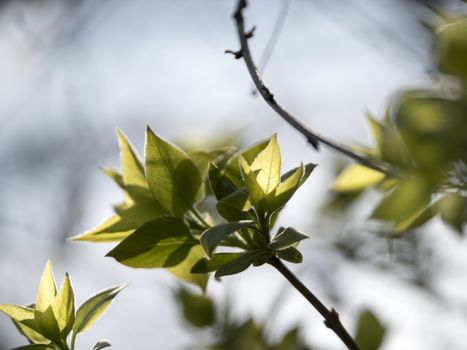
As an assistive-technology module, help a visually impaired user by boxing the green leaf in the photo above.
[372,177,431,225]
[259,164,304,212]
[106,217,197,268]
[239,157,265,205]
[36,261,57,312]
[72,284,126,340]
[190,148,235,180]
[12,309,50,345]
[200,221,256,256]
[355,310,385,350]
[100,166,125,190]
[145,126,202,217]
[0,304,34,322]
[366,114,384,152]
[117,129,151,203]
[332,164,385,192]
[34,306,61,342]
[175,288,216,328]
[11,345,55,350]
[276,247,303,263]
[208,163,238,200]
[92,340,112,350]
[394,203,436,233]
[437,19,467,79]
[438,193,466,234]
[191,253,244,274]
[167,245,209,292]
[249,135,281,194]
[70,201,164,242]
[223,139,270,188]
[51,273,75,336]
[215,250,268,278]
[269,227,309,250]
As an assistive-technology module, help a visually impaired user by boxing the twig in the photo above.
[268,257,361,350]
[229,0,398,178]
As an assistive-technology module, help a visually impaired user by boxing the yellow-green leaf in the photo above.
[51,273,75,336]
[168,245,209,292]
[36,261,57,312]
[145,126,202,217]
[332,164,385,192]
[250,134,281,194]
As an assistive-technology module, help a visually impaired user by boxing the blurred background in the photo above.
[1,0,466,349]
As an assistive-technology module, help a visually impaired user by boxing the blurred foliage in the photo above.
[174,287,386,350]
[0,261,125,350]
[330,15,467,235]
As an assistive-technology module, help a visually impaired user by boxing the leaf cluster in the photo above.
[0,261,125,350]
[72,129,316,290]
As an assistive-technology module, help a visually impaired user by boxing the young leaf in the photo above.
[117,129,150,202]
[215,250,269,278]
[72,284,126,341]
[0,304,34,322]
[34,306,61,342]
[191,253,244,274]
[249,135,281,194]
[145,126,202,217]
[11,345,55,350]
[70,202,164,243]
[332,164,385,193]
[51,273,75,336]
[36,261,57,313]
[200,221,256,256]
[355,310,385,350]
[100,166,125,190]
[269,227,309,250]
[239,157,265,205]
[92,340,112,350]
[276,247,303,263]
[438,193,466,234]
[106,217,197,268]
[208,163,238,200]
[13,317,50,345]
[167,245,209,292]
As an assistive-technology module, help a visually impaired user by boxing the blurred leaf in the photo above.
[106,217,196,268]
[372,177,431,225]
[92,340,112,350]
[168,245,209,291]
[215,250,268,278]
[269,227,308,250]
[11,346,55,350]
[438,193,466,234]
[191,253,244,274]
[72,284,126,339]
[355,310,385,350]
[35,261,57,313]
[394,203,436,233]
[51,274,75,336]
[437,19,467,78]
[145,126,202,217]
[332,164,385,193]
[200,221,256,256]
[276,247,303,263]
[176,288,216,328]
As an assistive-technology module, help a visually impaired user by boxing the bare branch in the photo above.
[231,0,398,177]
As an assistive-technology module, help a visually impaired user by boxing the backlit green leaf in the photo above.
[11,345,55,350]
[0,304,34,322]
[200,221,256,256]
[239,157,265,205]
[208,163,238,200]
[332,164,385,193]
[106,217,196,268]
[145,126,202,217]
[36,261,57,313]
[215,250,268,278]
[117,129,150,202]
[51,273,75,336]
[269,227,309,250]
[250,135,281,194]
[72,284,126,339]
[35,307,61,342]
[168,245,209,291]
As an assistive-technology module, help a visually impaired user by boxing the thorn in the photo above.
[244,26,256,39]
[225,49,243,59]
[307,136,320,150]
[260,86,274,101]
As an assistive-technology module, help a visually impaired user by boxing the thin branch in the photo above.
[230,0,398,178]
[268,257,361,350]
